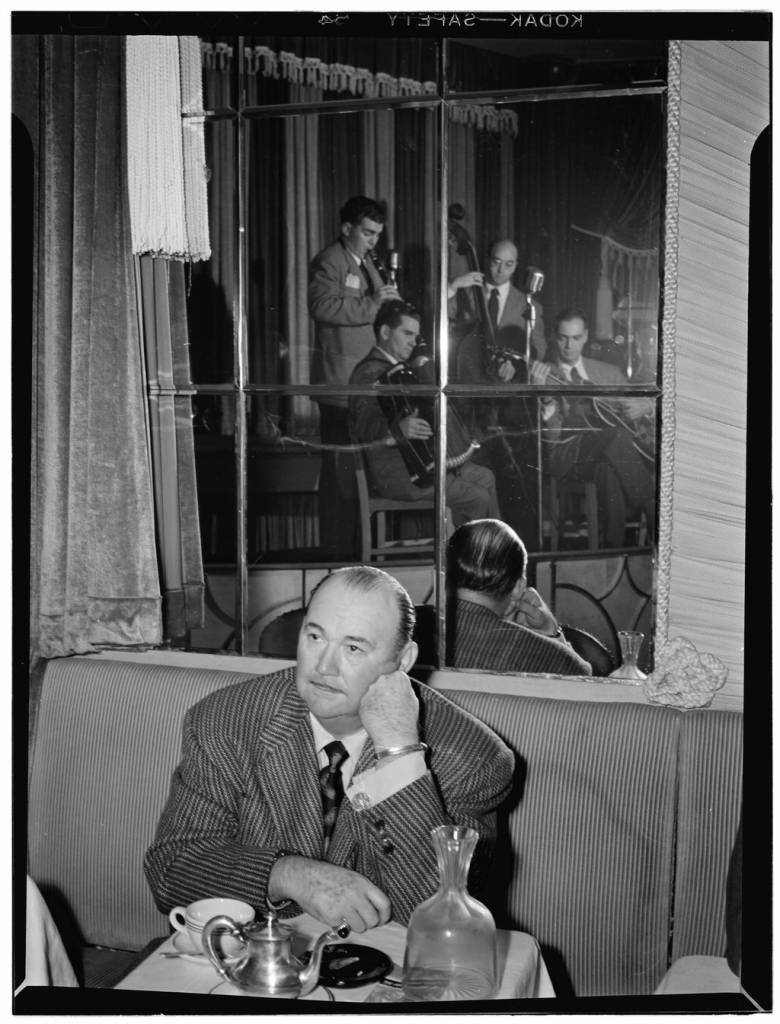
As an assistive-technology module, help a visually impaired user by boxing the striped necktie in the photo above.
[319,740,349,848]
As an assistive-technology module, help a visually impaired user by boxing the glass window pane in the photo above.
[193,394,237,565]
[243,36,439,106]
[445,38,666,93]
[246,106,437,387]
[187,118,236,384]
[246,393,444,567]
[201,36,237,110]
[446,94,663,385]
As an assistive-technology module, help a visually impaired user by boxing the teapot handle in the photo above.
[202,914,244,979]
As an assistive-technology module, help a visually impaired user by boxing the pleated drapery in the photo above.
[30,36,162,659]
[135,257,205,638]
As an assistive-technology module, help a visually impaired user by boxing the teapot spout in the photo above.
[298,928,337,997]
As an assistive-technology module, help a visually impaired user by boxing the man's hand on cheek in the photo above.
[358,670,420,749]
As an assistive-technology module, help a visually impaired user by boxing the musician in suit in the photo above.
[484,239,546,372]
[447,519,592,676]
[308,196,401,558]
[449,238,546,384]
[145,566,514,931]
[530,308,655,548]
[348,300,501,525]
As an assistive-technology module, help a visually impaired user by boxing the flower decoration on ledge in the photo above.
[643,636,728,709]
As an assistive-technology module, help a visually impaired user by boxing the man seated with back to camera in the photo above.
[145,566,514,931]
[447,518,591,676]
[349,299,501,526]
[529,307,655,548]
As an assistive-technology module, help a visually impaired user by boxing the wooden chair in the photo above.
[549,477,599,550]
[354,453,437,562]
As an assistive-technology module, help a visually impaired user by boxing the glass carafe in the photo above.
[609,629,647,682]
[402,824,497,1001]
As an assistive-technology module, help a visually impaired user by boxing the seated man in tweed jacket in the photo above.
[447,519,591,676]
[145,566,513,932]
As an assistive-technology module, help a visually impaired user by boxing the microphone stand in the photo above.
[522,267,544,372]
[524,294,536,370]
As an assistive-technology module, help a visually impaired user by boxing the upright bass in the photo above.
[447,205,529,384]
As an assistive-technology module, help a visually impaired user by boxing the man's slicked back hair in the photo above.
[448,518,527,601]
[306,566,415,653]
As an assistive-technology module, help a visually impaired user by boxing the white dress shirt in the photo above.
[557,358,590,382]
[308,713,427,811]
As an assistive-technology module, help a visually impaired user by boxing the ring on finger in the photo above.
[335,919,351,939]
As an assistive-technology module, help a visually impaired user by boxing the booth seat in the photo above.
[27,655,742,997]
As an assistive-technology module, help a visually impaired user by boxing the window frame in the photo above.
[179,36,668,667]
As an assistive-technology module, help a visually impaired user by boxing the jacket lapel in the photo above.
[501,284,522,326]
[256,688,324,860]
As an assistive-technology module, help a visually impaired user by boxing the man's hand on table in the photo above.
[269,856,391,933]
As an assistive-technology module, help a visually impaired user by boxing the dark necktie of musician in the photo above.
[488,287,500,330]
[570,366,584,384]
[319,740,349,847]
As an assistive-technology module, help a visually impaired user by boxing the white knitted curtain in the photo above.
[125,35,211,261]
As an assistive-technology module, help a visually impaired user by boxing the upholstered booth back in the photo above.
[440,689,742,997]
[28,658,256,952]
[27,656,742,998]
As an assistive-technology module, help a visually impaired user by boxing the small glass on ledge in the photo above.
[609,630,647,683]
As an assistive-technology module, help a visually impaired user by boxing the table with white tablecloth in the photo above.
[116,912,555,1004]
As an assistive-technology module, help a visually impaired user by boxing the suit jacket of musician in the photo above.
[308,239,386,407]
[449,281,546,362]
[450,598,592,676]
[143,667,514,925]
[493,283,547,362]
[541,356,627,476]
[348,347,435,501]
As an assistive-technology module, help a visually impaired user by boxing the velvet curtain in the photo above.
[29,36,162,659]
[136,257,205,639]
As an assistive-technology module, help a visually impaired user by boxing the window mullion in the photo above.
[235,53,250,656]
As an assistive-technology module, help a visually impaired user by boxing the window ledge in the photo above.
[83,650,742,711]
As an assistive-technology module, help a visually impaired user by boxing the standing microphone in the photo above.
[524,266,545,294]
[522,266,544,370]
[387,250,400,288]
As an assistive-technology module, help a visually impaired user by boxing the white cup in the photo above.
[168,897,255,954]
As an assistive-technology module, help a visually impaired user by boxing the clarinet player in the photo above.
[309,196,401,560]
[348,300,500,525]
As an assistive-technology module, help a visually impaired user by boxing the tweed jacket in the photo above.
[449,598,591,677]
[144,668,514,926]
[308,238,386,406]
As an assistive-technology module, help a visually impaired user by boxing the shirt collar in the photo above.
[485,280,510,297]
[341,240,362,266]
[560,357,588,380]
[308,713,368,771]
[375,345,399,365]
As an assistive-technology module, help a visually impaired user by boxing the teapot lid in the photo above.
[242,909,295,943]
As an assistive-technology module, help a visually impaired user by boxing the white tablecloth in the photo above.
[117,913,555,1003]
[17,876,78,991]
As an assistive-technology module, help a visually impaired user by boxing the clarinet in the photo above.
[365,248,400,288]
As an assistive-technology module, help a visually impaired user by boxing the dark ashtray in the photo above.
[304,942,393,988]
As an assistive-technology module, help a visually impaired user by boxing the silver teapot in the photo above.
[202,908,338,998]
